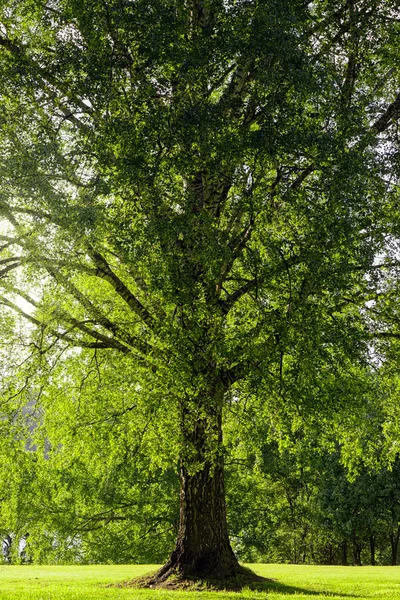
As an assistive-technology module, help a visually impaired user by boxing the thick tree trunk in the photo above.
[156,459,239,580]
[150,390,246,583]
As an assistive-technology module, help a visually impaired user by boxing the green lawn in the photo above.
[0,564,400,599]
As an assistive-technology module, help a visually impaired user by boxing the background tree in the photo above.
[0,0,399,584]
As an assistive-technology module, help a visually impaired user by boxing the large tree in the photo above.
[0,0,399,584]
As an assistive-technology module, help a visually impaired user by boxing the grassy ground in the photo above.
[1,563,400,599]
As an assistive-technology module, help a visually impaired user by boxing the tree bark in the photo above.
[150,389,245,583]
[389,527,400,566]
[369,535,375,566]
[341,541,348,566]
[157,457,239,579]
[352,534,362,566]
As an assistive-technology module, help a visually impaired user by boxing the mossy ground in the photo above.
[1,563,400,599]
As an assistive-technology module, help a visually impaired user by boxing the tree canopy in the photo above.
[0,0,400,585]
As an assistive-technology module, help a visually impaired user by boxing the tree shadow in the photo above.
[115,570,357,597]
[242,578,357,597]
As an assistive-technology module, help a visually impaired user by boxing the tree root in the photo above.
[114,564,271,591]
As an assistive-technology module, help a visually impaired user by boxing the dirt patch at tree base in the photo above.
[111,567,273,592]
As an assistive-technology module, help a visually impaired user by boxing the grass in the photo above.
[1,563,400,599]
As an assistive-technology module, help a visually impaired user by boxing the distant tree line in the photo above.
[227,446,400,567]
[2,420,400,567]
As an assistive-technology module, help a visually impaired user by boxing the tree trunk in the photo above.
[341,541,348,566]
[369,535,376,566]
[150,390,246,583]
[352,534,362,566]
[389,527,400,566]
[157,457,239,579]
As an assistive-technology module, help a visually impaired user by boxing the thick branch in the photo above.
[0,34,93,132]
[54,315,132,353]
[371,332,400,341]
[0,260,21,278]
[283,163,315,197]
[0,294,131,352]
[0,296,41,327]
[46,267,155,356]
[219,59,254,119]
[372,91,400,133]
[220,278,257,314]
[0,35,21,55]
[89,250,157,331]
[221,361,250,386]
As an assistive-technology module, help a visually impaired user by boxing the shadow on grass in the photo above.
[114,570,357,597]
[247,579,356,597]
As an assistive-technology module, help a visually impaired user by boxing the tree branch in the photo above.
[0,294,132,353]
[372,91,400,133]
[0,296,41,327]
[0,260,21,278]
[220,278,257,315]
[89,249,157,331]
[283,163,315,198]
[45,266,156,356]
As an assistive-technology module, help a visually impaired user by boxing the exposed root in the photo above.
[113,565,272,591]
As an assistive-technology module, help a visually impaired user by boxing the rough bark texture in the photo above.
[155,460,240,581]
[147,394,249,584]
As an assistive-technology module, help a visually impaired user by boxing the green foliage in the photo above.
[0,0,399,568]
